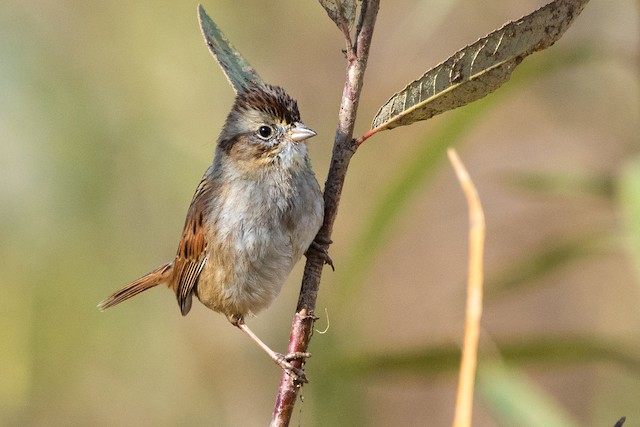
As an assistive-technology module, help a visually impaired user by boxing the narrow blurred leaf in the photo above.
[485,231,612,298]
[197,4,264,93]
[326,336,640,379]
[328,344,462,378]
[496,337,640,375]
[371,0,589,132]
[319,0,357,30]
[504,171,614,200]
[478,362,579,427]
[618,158,640,279]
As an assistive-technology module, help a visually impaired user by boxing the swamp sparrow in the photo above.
[98,84,327,380]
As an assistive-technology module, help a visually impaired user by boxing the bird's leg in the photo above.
[306,236,334,271]
[231,318,310,383]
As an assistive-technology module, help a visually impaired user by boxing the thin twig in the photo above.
[270,1,380,425]
[448,149,485,427]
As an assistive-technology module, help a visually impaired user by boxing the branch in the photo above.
[270,1,380,425]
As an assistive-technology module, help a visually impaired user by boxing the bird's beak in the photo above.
[288,123,317,143]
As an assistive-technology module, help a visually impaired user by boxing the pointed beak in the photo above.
[288,123,317,143]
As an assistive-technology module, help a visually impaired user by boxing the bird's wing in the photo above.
[173,175,214,316]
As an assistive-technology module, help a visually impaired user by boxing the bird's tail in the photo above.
[97,263,172,311]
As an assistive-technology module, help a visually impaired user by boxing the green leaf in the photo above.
[370,0,590,132]
[485,231,612,298]
[503,171,614,200]
[197,4,264,93]
[327,344,462,378]
[618,158,640,279]
[318,0,357,31]
[478,362,579,427]
[325,336,640,379]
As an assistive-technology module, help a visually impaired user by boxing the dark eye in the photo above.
[257,125,273,139]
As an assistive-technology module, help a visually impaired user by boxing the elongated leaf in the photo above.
[478,363,579,427]
[618,158,640,280]
[324,337,640,378]
[371,0,589,132]
[485,231,612,298]
[197,4,264,93]
[504,171,614,200]
[319,0,357,30]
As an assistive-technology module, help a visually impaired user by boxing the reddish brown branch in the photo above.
[270,1,380,425]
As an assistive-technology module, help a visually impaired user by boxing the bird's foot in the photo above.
[306,237,334,271]
[273,352,311,383]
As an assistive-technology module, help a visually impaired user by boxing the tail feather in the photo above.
[98,263,172,311]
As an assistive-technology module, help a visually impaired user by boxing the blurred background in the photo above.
[1,0,638,425]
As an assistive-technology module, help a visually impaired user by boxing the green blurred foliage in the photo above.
[619,158,640,279]
[1,0,638,426]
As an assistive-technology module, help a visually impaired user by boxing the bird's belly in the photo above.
[196,215,298,320]
[194,169,323,321]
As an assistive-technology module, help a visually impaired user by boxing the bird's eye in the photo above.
[257,125,274,140]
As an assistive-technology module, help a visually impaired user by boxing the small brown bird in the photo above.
[98,84,326,380]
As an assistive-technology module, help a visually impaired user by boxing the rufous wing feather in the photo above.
[173,175,213,316]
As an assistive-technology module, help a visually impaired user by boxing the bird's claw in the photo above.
[306,238,335,271]
[274,352,311,383]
